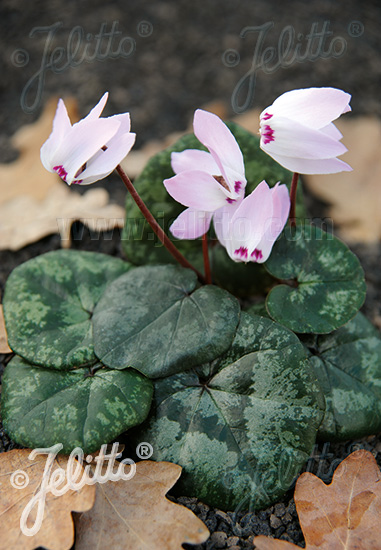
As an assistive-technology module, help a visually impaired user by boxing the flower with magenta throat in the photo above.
[163,109,247,239]
[259,87,352,174]
[214,180,290,263]
[40,92,136,185]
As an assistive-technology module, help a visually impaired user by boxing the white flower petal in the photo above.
[171,150,219,176]
[40,99,72,171]
[266,151,352,174]
[83,92,109,121]
[51,118,121,184]
[170,208,213,239]
[193,109,246,194]
[263,87,351,129]
[164,170,230,211]
[261,116,348,159]
[78,132,136,184]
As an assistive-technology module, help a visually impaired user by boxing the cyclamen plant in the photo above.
[2,87,381,512]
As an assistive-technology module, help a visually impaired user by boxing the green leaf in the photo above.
[3,250,131,370]
[300,312,381,441]
[121,122,303,296]
[265,225,366,334]
[93,264,241,378]
[132,312,325,510]
[1,356,153,454]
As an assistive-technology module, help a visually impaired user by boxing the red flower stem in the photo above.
[289,172,299,228]
[115,164,206,284]
[202,233,212,284]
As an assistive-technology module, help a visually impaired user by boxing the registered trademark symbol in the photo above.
[348,21,364,38]
[137,21,153,38]
[136,442,153,459]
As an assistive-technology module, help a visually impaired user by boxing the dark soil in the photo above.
[1,0,380,548]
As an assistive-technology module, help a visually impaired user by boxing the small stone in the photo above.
[274,503,286,517]
[210,531,227,548]
[270,514,282,529]
[226,536,239,546]
[216,509,233,525]
[228,547,240,550]
[282,512,293,524]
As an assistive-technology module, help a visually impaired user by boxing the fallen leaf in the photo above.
[0,448,95,550]
[74,460,209,550]
[0,304,11,353]
[0,97,125,250]
[254,449,381,550]
[302,117,381,243]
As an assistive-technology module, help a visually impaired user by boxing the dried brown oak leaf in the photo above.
[0,304,11,353]
[0,448,95,550]
[302,117,381,244]
[0,97,125,250]
[74,460,210,550]
[254,450,381,550]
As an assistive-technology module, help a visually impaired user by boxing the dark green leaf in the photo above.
[3,250,131,370]
[301,312,381,441]
[93,264,241,378]
[1,356,153,454]
[132,312,325,510]
[265,225,366,333]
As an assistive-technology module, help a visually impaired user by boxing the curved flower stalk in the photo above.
[259,87,352,175]
[214,181,290,263]
[41,93,136,185]
[164,109,247,239]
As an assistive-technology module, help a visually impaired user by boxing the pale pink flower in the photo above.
[164,109,246,239]
[259,87,352,174]
[214,180,290,263]
[41,93,135,185]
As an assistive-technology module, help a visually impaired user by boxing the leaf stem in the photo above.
[289,172,299,228]
[202,233,212,284]
[115,164,206,284]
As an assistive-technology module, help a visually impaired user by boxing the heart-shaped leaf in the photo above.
[3,250,131,369]
[122,123,304,296]
[1,356,153,453]
[265,225,366,333]
[131,312,325,511]
[301,312,381,441]
[93,264,240,378]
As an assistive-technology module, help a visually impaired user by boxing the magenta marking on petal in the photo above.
[261,124,275,145]
[262,112,273,121]
[251,248,263,261]
[226,198,236,204]
[71,179,83,185]
[53,165,68,183]
[234,246,248,259]
[234,181,242,194]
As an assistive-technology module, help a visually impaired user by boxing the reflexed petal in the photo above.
[164,170,229,211]
[264,151,352,174]
[171,150,219,175]
[213,203,241,247]
[193,109,245,190]
[261,116,348,159]
[264,87,351,129]
[40,99,72,171]
[320,122,343,140]
[226,181,274,260]
[51,118,120,183]
[170,208,212,239]
[78,132,136,184]
[107,112,131,136]
[83,92,109,121]
[254,183,290,262]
